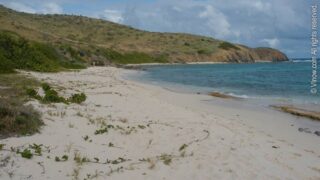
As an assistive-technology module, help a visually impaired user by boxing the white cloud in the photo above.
[7,2,36,13]
[240,0,271,12]
[172,6,182,12]
[99,9,123,23]
[41,3,63,14]
[199,5,231,38]
[261,38,280,48]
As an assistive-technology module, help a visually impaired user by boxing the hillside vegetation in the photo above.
[0,31,85,73]
[0,5,288,70]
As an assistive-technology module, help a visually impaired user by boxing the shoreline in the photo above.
[0,67,319,179]
[124,61,228,67]
[125,68,320,134]
[124,60,280,67]
[208,92,320,121]
[126,68,320,119]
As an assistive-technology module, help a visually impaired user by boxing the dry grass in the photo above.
[0,73,43,137]
[0,5,222,64]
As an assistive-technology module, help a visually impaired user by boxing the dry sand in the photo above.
[0,67,319,180]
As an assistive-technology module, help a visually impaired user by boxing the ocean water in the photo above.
[131,61,320,105]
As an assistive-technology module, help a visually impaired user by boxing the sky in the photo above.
[0,0,316,58]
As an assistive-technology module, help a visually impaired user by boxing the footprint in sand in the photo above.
[304,149,315,154]
[292,153,301,157]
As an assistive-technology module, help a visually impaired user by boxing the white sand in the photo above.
[0,67,319,180]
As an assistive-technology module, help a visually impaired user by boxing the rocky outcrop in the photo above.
[253,47,289,62]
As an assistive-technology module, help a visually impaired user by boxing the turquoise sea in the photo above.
[131,61,320,105]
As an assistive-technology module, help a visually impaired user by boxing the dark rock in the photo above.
[298,128,312,133]
[305,129,312,133]
[314,131,320,136]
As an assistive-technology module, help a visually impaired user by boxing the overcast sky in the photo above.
[0,0,315,58]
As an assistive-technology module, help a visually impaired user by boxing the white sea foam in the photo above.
[291,60,312,63]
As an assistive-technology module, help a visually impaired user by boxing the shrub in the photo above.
[68,93,86,104]
[0,102,14,118]
[62,155,68,161]
[0,31,86,72]
[0,74,42,137]
[41,83,51,92]
[21,149,33,159]
[0,54,15,73]
[43,89,66,103]
[29,143,42,156]
[40,83,67,103]
[95,127,108,135]
[26,88,41,100]
[160,154,172,165]
[26,88,37,97]
[55,156,60,162]
[0,100,43,136]
[218,42,240,50]
[197,49,211,55]
[14,105,42,135]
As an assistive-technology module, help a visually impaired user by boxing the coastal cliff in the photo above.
[254,47,289,62]
[0,5,288,66]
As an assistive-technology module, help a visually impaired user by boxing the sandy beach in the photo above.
[0,67,319,180]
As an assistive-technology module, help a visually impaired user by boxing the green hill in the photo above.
[0,5,288,72]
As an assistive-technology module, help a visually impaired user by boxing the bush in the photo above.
[39,83,66,103]
[0,31,86,73]
[0,102,14,118]
[0,74,42,137]
[0,54,15,73]
[68,93,86,104]
[26,88,42,100]
[0,99,43,136]
[41,83,51,92]
[14,107,41,134]
[0,31,60,72]
[26,88,38,97]
[218,42,240,50]
[43,89,66,103]
[21,149,33,159]
[197,49,211,55]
